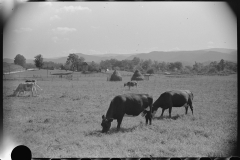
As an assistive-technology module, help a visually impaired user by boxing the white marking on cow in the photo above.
[145,106,150,111]
[152,110,157,117]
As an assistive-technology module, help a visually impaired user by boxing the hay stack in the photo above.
[109,70,122,81]
[131,69,144,81]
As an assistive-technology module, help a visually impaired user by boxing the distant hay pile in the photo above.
[109,70,122,81]
[131,69,144,81]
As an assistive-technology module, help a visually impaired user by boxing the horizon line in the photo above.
[3,47,237,60]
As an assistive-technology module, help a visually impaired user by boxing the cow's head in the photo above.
[101,115,113,133]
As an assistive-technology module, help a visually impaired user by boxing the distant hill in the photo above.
[3,48,237,66]
[127,49,237,65]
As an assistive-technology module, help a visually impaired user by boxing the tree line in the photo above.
[13,53,237,74]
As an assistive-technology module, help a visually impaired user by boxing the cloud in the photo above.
[41,2,52,7]
[88,49,103,55]
[166,47,181,51]
[208,41,214,48]
[52,27,77,35]
[69,49,77,53]
[208,41,214,45]
[52,36,59,43]
[52,36,69,43]
[57,5,92,12]
[91,26,99,30]
[50,15,61,21]
[14,27,33,33]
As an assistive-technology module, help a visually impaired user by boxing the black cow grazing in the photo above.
[152,90,194,118]
[101,93,153,133]
[124,81,138,90]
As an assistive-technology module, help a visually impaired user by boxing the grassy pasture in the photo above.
[3,72,237,158]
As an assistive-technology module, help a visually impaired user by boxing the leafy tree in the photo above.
[141,59,152,71]
[132,57,140,66]
[100,60,112,70]
[158,62,167,72]
[60,64,65,70]
[76,57,85,71]
[218,59,225,71]
[185,65,192,71]
[134,64,144,73]
[34,54,44,70]
[88,61,99,72]
[66,54,79,71]
[147,68,154,74]
[208,67,218,74]
[225,61,237,72]
[174,62,183,70]
[152,61,159,72]
[168,63,175,71]
[192,62,203,73]
[14,54,26,68]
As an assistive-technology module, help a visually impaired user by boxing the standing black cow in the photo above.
[101,93,153,133]
[152,90,194,118]
[124,81,138,90]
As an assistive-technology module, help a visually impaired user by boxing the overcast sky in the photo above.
[3,2,237,59]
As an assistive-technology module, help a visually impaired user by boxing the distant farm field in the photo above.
[3,71,237,158]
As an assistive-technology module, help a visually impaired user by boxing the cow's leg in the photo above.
[169,106,172,118]
[148,112,152,125]
[117,116,124,131]
[145,116,148,124]
[160,108,165,117]
[189,101,193,115]
[185,104,189,114]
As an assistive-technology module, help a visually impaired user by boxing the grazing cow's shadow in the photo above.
[108,126,138,134]
[85,125,140,136]
[6,94,36,97]
[153,114,182,120]
[84,130,103,137]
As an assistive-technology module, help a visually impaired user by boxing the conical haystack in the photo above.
[109,70,122,81]
[131,69,144,81]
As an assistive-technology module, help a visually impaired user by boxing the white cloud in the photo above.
[41,2,52,7]
[69,49,77,53]
[52,36,69,43]
[208,41,214,45]
[208,41,214,48]
[52,36,59,43]
[52,27,77,35]
[50,15,61,21]
[88,49,103,55]
[91,26,99,30]
[57,5,92,12]
[14,27,33,33]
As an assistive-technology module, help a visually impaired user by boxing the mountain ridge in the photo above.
[3,48,237,66]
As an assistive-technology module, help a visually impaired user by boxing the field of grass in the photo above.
[3,72,237,158]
